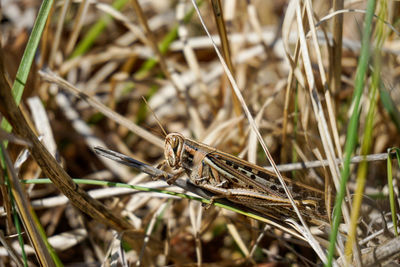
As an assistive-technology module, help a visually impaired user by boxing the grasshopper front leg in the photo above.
[154,161,185,185]
[165,169,185,185]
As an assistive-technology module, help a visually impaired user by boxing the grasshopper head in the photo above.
[164,133,185,168]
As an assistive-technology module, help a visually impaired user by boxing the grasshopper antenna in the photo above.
[142,96,168,138]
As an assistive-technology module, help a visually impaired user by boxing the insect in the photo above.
[164,133,329,225]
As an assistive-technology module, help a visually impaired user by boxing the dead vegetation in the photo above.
[1,0,400,266]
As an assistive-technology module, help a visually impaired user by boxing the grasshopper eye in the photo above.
[164,133,184,168]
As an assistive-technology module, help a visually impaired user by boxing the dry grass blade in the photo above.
[1,144,53,266]
[0,230,24,267]
[304,0,343,159]
[0,161,13,236]
[331,0,344,101]
[38,69,164,148]
[295,0,344,205]
[27,97,57,157]
[361,235,400,266]
[0,129,31,146]
[224,213,250,257]
[137,201,168,266]
[28,180,169,209]
[188,201,203,265]
[267,152,394,172]
[65,0,90,54]
[175,0,210,137]
[316,9,400,37]
[210,0,243,135]
[55,93,131,178]
[48,0,70,68]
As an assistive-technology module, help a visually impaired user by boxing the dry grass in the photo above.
[1,0,400,266]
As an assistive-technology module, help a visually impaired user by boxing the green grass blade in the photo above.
[343,0,387,262]
[133,2,200,79]
[0,1,58,265]
[10,187,28,267]
[70,0,129,58]
[133,26,179,79]
[23,178,304,239]
[0,0,54,134]
[326,0,376,266]
[31,208,64,266]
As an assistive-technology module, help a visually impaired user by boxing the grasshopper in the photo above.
[164,133,329,225]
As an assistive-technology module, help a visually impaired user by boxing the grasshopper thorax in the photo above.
[164,133,185,169]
